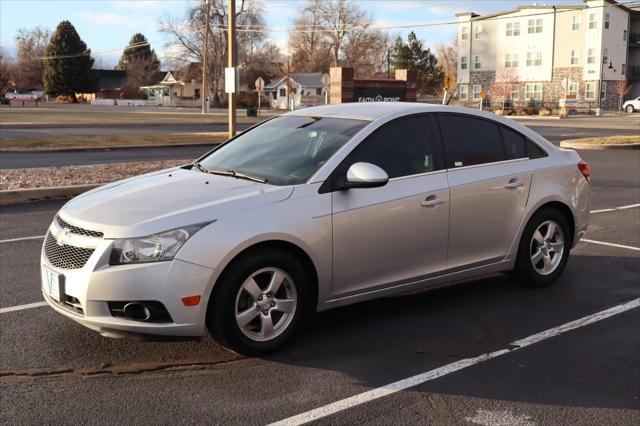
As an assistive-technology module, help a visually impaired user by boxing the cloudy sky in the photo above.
[0,0,582,68]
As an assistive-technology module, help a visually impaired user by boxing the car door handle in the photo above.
[421,195,445,207]
[504,179,524,189]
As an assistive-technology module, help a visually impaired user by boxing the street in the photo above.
[1,147,638,424]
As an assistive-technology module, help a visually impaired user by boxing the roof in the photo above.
[285,102,443,121]
[265,72,326,90]
[92,69,127,91]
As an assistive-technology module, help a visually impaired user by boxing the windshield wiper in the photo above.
[191,162,268,184]
[192,161,208,173]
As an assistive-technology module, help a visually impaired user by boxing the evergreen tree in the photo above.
[392,32,443,96]
[117,33,159,72]
[42,21,96,97]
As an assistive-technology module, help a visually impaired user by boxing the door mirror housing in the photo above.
[343,162,389,189]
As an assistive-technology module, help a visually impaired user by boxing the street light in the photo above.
[596,57,614,116]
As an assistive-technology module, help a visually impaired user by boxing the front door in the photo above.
[331,114,449,298]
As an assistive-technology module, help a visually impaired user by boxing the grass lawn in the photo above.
[562,135,640,145]
[0,132,229,149]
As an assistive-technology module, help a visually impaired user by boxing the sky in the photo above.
[0,0,583,69]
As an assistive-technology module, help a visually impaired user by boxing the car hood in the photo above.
[59,167,293,238]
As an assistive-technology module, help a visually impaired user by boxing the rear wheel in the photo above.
[513,207,571,287]
[626,105,635,113]
[206,249,310,356]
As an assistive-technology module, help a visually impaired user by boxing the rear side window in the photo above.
[344,115,443,179]
[501,125,546,160]
[438,114,504,167]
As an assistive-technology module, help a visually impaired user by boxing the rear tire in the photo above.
[206,248,310,356]
[513,207,571,288]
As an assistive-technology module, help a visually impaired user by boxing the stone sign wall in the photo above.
[329,67,417,104]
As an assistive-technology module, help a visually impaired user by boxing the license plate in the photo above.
[42,266,62,302]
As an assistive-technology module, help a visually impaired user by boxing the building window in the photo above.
[603,47,608,61]
[505,53,519,68]
[316,88,322,95]
[568,82,579,96]
[587,48,596,64]
[622,64,626,75]
[589,13,597,29]
[461,26,469,40]
[461,56,468,70]
[624,30,627,41]
[474,55,482,69]
[528,18,543,34]
[604,13,610,29]
[279,88,286,97]
[511,88,520,101]
[506,22,520,36]
[459,84,468,100]
[472,84,482,100]
[525,83,542,100]
[475,24,483,39]
[526,51,542,66]
[570,49,580,65]
[572,15,580,30]
[600,82,606,100]
[585,82,596,100]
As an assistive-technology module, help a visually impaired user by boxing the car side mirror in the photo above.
[342,162,389,189]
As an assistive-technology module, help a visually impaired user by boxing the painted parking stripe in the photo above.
[590,203,640,214]
[0,235,45,243]
[269,298,640,426]
[581,239,640,252]
[0,301,47,314]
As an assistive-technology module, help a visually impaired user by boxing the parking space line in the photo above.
[0,301,47,314]
[590,203,640,214]
[0,235,45,243]
[269,298,640,426]
[581,239,640,252]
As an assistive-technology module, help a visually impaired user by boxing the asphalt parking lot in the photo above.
[0,147,639,424]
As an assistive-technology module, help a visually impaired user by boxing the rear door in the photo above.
[331,114,449,298]
[437,113,533,269]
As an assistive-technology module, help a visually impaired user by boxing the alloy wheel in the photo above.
[529,220,565,276]
[234,267,297,342]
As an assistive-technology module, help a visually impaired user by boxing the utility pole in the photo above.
[227,0,237,137]
[201,0,211,114]
[286,56,292,110]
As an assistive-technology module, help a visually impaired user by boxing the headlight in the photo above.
[109,223,210,265]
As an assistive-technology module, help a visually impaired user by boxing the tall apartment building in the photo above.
[455,0,640,111]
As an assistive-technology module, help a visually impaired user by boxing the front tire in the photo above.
[206,248,310,356]
[626,105,635,113]
[513,207,571,287]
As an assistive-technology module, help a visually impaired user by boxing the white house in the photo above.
[264,72,328,109]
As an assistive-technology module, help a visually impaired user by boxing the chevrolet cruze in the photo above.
[41,103,590,355]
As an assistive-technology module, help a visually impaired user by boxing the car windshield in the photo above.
[197,116,368,185]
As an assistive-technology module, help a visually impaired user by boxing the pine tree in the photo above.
[392,32,443,96]
[117,33,159,72]
[42,21,96,97]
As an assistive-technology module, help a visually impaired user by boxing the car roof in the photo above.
[285,102,444,121]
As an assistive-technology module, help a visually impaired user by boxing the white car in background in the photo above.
[623,97,640,113]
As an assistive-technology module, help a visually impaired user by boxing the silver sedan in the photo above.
[41,103,590,355]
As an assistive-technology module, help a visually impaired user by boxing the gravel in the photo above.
[0,160,186,190]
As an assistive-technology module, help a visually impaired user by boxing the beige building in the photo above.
[455,0,640,112]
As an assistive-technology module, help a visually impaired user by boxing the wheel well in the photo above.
[534,201,575,245]
[214,240,319,311]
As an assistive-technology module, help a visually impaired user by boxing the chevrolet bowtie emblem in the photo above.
[53,227,70,246]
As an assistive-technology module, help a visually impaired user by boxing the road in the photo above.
[0,148,638,424]
[1,116,638,169]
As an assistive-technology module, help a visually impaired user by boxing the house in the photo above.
[264,72,329,109]
[454,0,640,112]
[141,63,201,107]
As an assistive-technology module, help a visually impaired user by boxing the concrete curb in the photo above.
[0,184,99,205]
[559,141,640,150]
[0,142,220,153]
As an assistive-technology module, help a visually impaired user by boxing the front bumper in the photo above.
[41,232,215,338]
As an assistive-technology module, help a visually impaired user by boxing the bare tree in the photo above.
[0,48,15,95]
[13,26,50,92]
[288,0,332,72]
[436,37,457,85]
[613,79,631,115]
[492,70,519,111]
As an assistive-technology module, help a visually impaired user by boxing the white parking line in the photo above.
[269,298,640,426]
[590,203,640,214]
[0,235,45,243]
[581,239,640,252]
[0,301,47,314]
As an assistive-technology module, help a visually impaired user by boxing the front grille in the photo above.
[44,232,94,269]
[55,215,103,238]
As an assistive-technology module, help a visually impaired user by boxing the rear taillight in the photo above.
[578,161,590,183]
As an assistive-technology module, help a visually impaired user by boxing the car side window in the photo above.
[343,115,443,179]
[438,114,504,168]
[500,125,547,160]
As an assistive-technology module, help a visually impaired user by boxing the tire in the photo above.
[625,105,635,113]
[206,248,311,356]
[513,207,572,288]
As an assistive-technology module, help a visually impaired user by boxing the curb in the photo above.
[0,184,99,205]
[559,141,640,150]
[0,142,221,153]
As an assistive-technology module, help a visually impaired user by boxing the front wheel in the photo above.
[206,249,310,356]
[513,207,571,287]
[626,105,635,113]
